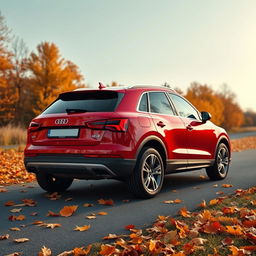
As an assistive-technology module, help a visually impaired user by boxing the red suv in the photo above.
[24,85,231,198]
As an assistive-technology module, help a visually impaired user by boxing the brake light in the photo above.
[28,122,41,132]
[85,119,129,132]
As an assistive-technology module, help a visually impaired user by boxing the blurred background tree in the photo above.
[27,42,85,115]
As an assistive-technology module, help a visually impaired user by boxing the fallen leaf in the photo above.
[98,199,114,206]
[209,199,219,206]
[213,184,218,187]
[46,192,61,200]
[226,225,243,236]
[38,246,52,256]
[83,203,94,207]
[125,224,135,230]
[0,188,8,192]
[0,234,9,240]
[22,198,37,206]
[86,214,96,219]
[222,184,233,188]
[74,225,90,231]
[199,200,207,208]
[30,212,38,216]
[163,200,174,204]
[45,223,61,229]
[73,245,92,256]
[14,238,29,243]
[47,211,60,217]
[5,201,15,206]
[103,234,119,240]
[8,215,25,221]
[98,211,108,216]
[59,205,78,217]
[199,175,206,179]
[32,220,44,226]
[65,197,73,202]
[10,227,21,231]
[10,208,22,213]
[221,237,234,246]
[57,250,73,256]
[174,199,182,204]
[99,244,116,256]
[179,207,191,218]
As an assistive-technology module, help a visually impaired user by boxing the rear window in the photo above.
[42,91,124,114]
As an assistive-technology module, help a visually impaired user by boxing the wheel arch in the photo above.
[136,136,167,170]
[215,135,231,160]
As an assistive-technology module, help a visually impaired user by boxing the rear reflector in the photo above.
[85,119,129,132]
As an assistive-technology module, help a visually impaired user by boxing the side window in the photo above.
[138,93,148,112]
[168,93,200,120]
[149,92,175,115]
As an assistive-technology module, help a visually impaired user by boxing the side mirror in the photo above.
[201,111,212,122]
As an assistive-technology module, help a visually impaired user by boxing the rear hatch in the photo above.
[28,90,124,146]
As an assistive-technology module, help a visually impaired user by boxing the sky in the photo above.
[1,0,256,111]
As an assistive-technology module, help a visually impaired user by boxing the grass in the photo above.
[0,125,27,146]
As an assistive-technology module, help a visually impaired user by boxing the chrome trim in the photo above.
[26,162,116,176]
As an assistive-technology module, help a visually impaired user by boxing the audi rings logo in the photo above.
[55,119,68,125]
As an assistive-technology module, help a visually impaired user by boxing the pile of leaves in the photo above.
[0,149,35,185]
[33,187,255,256]
[231,137,256,152]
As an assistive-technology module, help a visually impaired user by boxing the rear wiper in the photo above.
[66,108,88,114]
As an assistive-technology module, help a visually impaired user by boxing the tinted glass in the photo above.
[149,92,175,115]
[138,93,148,112]
[168,93,200,119]
[42,91,124,114]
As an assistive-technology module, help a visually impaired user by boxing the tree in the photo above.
[185,82,224,126]
[9,37,31,125]
[0,12,16,126]
[218,84,244,130]
[27,42,85,114]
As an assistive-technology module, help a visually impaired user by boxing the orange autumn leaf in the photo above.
[125,224,135,230]
[229,245,247,256]
[130,233,143,244]
[99,244,116,256]
[222,207,236,214]
[222,184,233,188]
[83,203,94,207]
[240,246,256,252]
[174,199,182,204]
[47,211,60,217]
[217,216,239,225]
[9,215,26,221]
[179,207,191,218]
[0,234,9,240]
[98,211,108,216]
[74,225,91,232]
[5,201,15,206]
[10,227,21,231]
[226,225,243,236]
[59,205,78,217]
[10,208,22,213]
[38,246,52,256]
[203,221,223,234]
[97,199,114,206]
[209,198,219,206]
[73,245,92,256]
[199,200,207,208]
[22,198,37,206]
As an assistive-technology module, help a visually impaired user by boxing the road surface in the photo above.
[0,149,256,255]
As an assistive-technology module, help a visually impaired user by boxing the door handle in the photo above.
[186,124,193,131]
[157,121,166,128]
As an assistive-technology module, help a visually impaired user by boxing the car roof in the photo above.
[74,85,177,93]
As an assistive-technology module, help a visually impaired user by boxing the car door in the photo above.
[147,91,189,171]
[168,93,217,168]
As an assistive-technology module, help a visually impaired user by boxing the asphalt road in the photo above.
[0,149,256,255]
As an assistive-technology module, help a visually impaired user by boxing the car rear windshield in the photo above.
[42,91,124,114]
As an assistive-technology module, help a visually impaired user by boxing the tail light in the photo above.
[85,119,129,132]
[28,122,41,132]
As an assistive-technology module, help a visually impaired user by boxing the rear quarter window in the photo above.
[42,91,124,114]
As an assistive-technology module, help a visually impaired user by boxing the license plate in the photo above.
[48,128,79,138]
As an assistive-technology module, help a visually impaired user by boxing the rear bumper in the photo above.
[24,155,135,180]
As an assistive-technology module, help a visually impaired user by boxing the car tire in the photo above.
[127,147,164,198]
[206,143,230,180]
[36,172,73,192]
